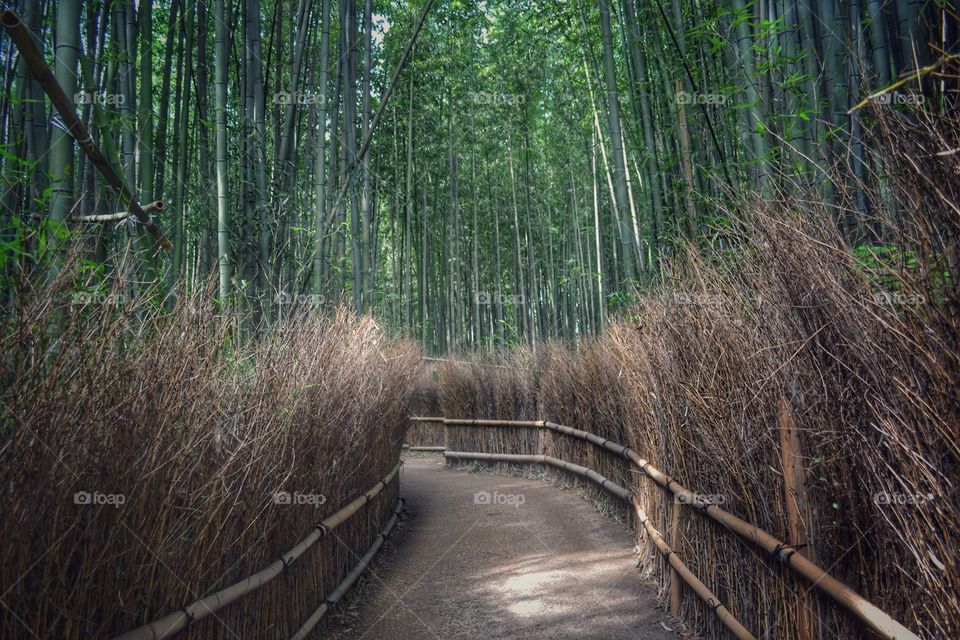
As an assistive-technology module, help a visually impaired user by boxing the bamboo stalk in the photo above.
[0,10,172,249]
[290,498,404,640]
[112,461,402,640]
[439,417,922,640]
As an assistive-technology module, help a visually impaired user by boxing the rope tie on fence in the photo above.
[179,607,195,627]
[772,542,807,563]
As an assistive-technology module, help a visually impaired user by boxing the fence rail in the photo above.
[113,460,404,640]
[417,416,921,640]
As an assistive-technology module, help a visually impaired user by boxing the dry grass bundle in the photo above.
[0,266,420,638]
[435,350,542,455]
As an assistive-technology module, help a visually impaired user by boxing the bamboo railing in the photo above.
[290,498,404,640]
[416,416,922,640]
[403,415,446,449]
[113,461,403,640]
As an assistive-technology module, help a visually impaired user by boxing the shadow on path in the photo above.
[327,455,678,640]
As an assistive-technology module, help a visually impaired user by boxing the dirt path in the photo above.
[327,455,677,640]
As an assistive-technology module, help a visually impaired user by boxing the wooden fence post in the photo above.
[779,397,814,640]
[537,423,553,457]
[669,499,682,617]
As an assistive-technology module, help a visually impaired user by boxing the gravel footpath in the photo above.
[325,455,678,640]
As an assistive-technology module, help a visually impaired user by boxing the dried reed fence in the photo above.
[0,263,421,638]
[404,417,446,448]
[429,108,958,639]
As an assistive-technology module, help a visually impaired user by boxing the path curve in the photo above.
[328,455,677,640]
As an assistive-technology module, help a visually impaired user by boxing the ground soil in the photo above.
[325,455,679,640]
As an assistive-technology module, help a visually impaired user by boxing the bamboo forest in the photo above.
[1,0,958,639]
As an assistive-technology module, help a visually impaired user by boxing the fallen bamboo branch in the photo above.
[76,200,165,222]
[443,449,754,639]
[1,10,172,250]
[847,53,959,114]
[28,200,166,223]
[112,460,402,640]
[290,498,404,640]
[439,417,921,640]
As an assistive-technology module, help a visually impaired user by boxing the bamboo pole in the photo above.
[290,498,404,640]
[668,498,682,617]
[779,397,814,640]
[112,461,402,640]
[444,452,628,505]
[1,10,172,249]
[437,417,921,640]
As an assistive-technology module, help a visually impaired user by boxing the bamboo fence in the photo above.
[405,416,446,448]
[418,416,922,640]
[113,461,404,640]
